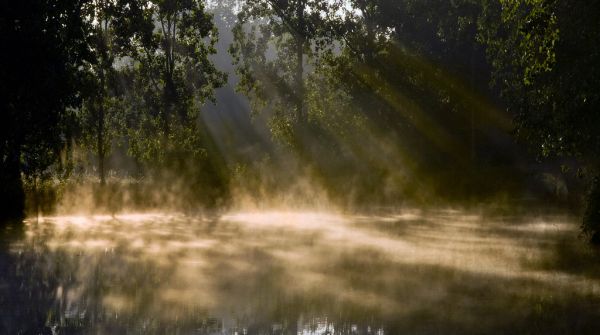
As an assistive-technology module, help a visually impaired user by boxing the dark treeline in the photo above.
[1,1,599,241]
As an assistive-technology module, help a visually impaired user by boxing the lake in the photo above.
[1,209,600,334]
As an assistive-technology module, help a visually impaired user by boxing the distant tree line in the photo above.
[230,0,600,241]
[1,1,599,242]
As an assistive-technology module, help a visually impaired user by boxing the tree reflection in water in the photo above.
[1,210,600,334]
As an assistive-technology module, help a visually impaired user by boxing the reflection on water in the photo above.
[2,209,600,334]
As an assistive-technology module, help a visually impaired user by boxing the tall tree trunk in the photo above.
[0,144,25,221]
[34,175,39,223]
[98,4,108,186]
[65,130,73,179]
[98,70,106,186]
[469,47,476,166]
[295,0,306,124]
[161,18,176,138]
[163,75,176,136]
[363,3,376,63]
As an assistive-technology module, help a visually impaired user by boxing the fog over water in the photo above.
[2,209,600,334]
[2,0,600,334]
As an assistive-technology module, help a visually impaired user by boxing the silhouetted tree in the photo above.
[0,0,91,220]
[478,0,600,242]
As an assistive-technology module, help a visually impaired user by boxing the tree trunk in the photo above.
[469,47,476,166]
[163,75,176,136]
[295,0,306,125]
[0,145,25,221]
[98,70,106,186]
[98,3,108,186]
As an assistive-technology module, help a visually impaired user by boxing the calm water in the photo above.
[2,209,600,334]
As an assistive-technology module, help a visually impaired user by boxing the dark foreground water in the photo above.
[1,209,600,334]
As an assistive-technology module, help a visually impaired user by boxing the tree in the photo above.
[114,0,229,208]
[0,0,90,220]
[478,0,600,242]
[119,0,226,160]
[230,0,341,137]
[323,0,510,200]
[78,0,130,185]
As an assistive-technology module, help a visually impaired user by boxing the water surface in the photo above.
[1,209,600,334]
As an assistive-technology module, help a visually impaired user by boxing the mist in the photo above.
[2,0,600,334]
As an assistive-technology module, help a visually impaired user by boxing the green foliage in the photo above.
[2,0,598,218]
[0,0,91,219]
[78,96,126,158]
[479,1,600,241]
[479,1,600,161]
[119,0,226,164]
[75,0,134,183]
[230,0,341,131]
[321,0,503,200]
[104,0,231,208]
[1,0,231,214]
[230,0,534,204]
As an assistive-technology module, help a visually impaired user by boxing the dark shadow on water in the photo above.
[527,235,600,280]
[0,219,57,335]
[323,245,600,334]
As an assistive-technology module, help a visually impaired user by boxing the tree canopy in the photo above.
[1,0,600,241]
[0,0,91,219]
